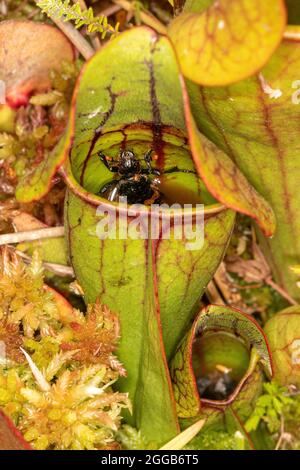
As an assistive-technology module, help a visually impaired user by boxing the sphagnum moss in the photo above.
[0,248,60,337]
[0,248,131,450]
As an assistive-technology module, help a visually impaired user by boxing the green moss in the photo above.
[0,251,131,449]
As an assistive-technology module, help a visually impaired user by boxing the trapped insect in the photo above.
[97,149,196,205]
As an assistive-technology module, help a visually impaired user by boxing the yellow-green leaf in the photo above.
[188,28,300,300]
[168,0,287,86]
[264,306,300,386]
[184,104,276,237]
[16,126,73,203]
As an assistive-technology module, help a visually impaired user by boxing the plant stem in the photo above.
[112,0,167,34]
[72,0,101,50]
[284,30,300,41]
[275,415,285,450]
[0,227,65,245]
[51,16,95,59]
[34,0,95,59]
[206,279,225,305]
[13,248,75,277]
[266,277,298,306]
[100,4,122,17]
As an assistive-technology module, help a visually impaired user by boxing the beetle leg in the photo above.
[144,183,162,205]
[144,149,153,170]
[142,150,161,176]
[98,151,118,172]
[144,149,159,174]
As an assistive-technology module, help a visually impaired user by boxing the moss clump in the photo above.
[0,248,130,450]
[0,249,60,337]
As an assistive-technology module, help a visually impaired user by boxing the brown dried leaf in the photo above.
[226,243,271,284]
[12,212,46,232]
